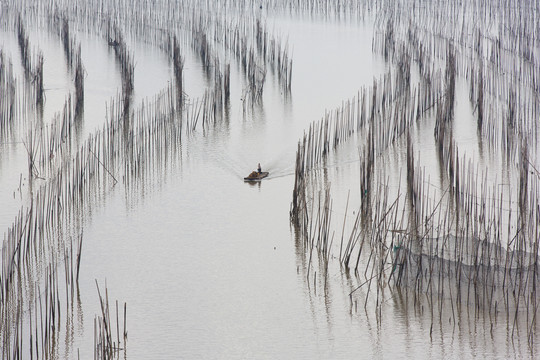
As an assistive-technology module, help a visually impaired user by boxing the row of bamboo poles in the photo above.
[55,14,85,118]
[94,281,127,360]
[291,0,540,345]
[3,0,538,356]
[2,0,279,356]
[16,16,44,107]
[0,50,17,140]
[24,0,294,101]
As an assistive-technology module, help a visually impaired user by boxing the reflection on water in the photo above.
[1,0,539,359]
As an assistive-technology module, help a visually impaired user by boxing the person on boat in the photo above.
[257,163,262,174]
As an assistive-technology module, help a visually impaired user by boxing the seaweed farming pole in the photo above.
[59,16,74,69]
[475,57,484,132]
[253,17,293,91]
[56,14,85,118]
[406,131,418,236]
[16,14,31,75]
[171,35,185,107]
[106,21,134,118]
[0,50,17,139]
[94,281,127,359]
[74,45,85,118]
[16,15,44,107]
[433,46,456,155]
[290,136,307,230]
[33,52,44,106]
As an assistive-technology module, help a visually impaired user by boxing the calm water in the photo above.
[1,4,538,359]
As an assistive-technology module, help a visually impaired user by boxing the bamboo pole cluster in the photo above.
[291,65,423,231]
[106,21,134,116]
[372,0,540,164]
[0,79,190,356]
[2,0,295,110]
[94,281,127,360]
[0,51,17,140]
[53,14,85,118]
[16,16,44,107]
[1,198,85,359]
[0,0,298,357]
[291,0,540,342]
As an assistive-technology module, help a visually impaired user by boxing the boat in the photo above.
[244,171,269,181]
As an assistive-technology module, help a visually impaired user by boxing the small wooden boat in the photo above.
[244,171,269,181]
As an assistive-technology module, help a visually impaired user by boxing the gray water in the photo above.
[1,2,538,359]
